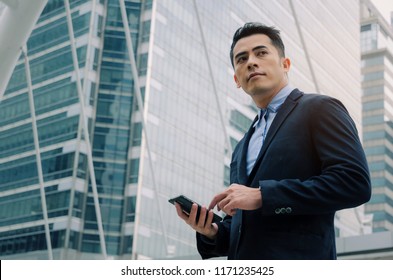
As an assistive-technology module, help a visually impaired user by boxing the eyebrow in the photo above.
[234,45,268,61]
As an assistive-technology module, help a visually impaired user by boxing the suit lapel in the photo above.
[247,89,303,184]
[237,116,257,184]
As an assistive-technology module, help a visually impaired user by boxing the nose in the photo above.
[247,54,258,70]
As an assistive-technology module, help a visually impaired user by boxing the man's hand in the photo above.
[175,202,218,240]
[209,184,262,216]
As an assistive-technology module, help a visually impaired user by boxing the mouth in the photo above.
[247,72,266,81]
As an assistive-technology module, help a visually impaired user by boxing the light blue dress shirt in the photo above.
[246,84,294,175]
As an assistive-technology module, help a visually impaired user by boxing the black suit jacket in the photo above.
[197,89,371,259]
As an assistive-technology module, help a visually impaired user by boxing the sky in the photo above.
[371,0,393,23]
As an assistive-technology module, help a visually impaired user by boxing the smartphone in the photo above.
[169,195,222,224]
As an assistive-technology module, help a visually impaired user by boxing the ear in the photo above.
[282,57,291,73]
[234,75,241,88]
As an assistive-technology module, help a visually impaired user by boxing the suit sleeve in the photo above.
[196,216,231,259]
[259,96,371,215]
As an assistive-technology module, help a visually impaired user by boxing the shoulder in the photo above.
[297,92,357,132]
[299,92,340,103]
[296,91,348,112]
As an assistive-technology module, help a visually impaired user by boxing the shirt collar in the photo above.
[266,84,294,112]
[254,84,294,126]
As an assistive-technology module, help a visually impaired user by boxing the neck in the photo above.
[253,82,288,108]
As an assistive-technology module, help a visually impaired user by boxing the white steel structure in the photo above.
[0,0,48,99]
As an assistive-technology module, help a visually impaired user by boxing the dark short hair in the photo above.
[230,22,285,67]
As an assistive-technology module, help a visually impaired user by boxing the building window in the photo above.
[230,110,252,134]
[361,24,371,32]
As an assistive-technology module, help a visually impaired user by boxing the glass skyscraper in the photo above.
[361,0,393,232]
[1,0,369,259]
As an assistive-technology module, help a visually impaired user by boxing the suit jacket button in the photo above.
[286,207,292,214]
[275,208,281,214]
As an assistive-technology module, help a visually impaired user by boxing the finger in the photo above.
[197,206,208,228]
[217,199,229,212]
[188,203,199,225]
[217,199,236,216]
[209,192,228,210]
[218,195,232,212]
[221,200,236,216]
[208,198,218,211]
[211,221,219,232]
[175,203,189,221]
[205,209,214,226]
[229,208,237,216]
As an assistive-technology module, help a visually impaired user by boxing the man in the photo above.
[174,22,371,259]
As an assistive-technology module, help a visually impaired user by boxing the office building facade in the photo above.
[361,0,393,232]
[0,0,368,259]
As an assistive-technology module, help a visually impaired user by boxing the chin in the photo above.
[249,87,271,96]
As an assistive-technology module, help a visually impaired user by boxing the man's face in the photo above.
[232,34,290,104]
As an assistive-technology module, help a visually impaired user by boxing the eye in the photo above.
[256,50,268,56]
[237,56,247,64]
